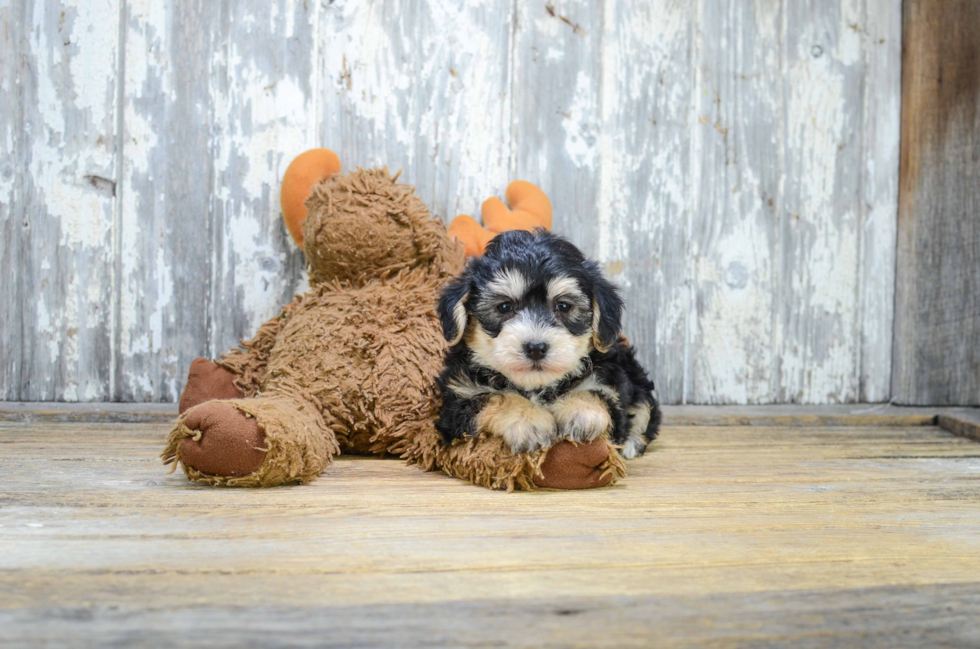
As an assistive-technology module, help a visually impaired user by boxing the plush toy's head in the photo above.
[280,148,549,283]
[301,167,461,284]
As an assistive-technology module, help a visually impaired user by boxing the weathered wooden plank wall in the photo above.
[0,0,903,404]
[1,0,120,401]
[893,0,980,406]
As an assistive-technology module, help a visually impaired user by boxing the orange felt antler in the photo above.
[448,181,553,257]
[281,149,342,247]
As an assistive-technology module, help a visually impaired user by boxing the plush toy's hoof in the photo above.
[178,402,267,477]
[178,358,244,414]
[533,439,620,489]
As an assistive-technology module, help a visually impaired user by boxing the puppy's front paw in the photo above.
[619,433,648,459]
[502,417,557,454]
[476,392,557,454]
[551,392,612,443]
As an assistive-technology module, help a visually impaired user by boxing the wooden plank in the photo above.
[206,1,319,358]
[318,0,514,224]
[1,420,979,645]
[3,402,978,428]
[0,402,176,423]
[0,0,120,401]
[2,583,978,648]
[690,0,901,405]
[775,0,872,404]
[511,0,602,254]
[662,405,938,428]
[893,0,980,405]
[937,413,980,443]
[598,0,693,404]
[688,0,781,403]
[859,0,902,402]
[116,0,219,401]
[0,0,25,400]
[1,1,907,405]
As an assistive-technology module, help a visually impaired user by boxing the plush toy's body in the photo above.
[163,154,624,490]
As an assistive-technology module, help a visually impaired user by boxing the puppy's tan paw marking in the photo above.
[477,392,557,454]
[551,392,612,443]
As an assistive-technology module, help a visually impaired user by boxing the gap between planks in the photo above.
[0,403,977,443]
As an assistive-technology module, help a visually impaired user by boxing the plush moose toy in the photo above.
[162,149,625,490]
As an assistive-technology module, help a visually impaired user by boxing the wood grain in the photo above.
[689,0,902,404]
[1,0,121,401]
[318,0,514,223]
[859,0,902,403]
[0,0,24,401]
[116,0,217,401]
[1,418,979,646]
[5,402,977,428]
[206,1,317,362]
[893,0,980,405]
[689,0,780,404]
[0,0,906,404]
[3,585,979,648]
[512,0,602,256]
[599,0,692,404]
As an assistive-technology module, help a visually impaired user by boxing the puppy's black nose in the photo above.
[523,341,549,361]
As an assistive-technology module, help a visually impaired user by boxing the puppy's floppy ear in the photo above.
[437,273,470,346]
[586,261,623,352]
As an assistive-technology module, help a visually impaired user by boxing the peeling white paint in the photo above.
[11,0,121,400]
[3,0,903,404]
[562,70,598,170]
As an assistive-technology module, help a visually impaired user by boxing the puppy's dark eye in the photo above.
[555,301,571,313]
[496,301,513,314]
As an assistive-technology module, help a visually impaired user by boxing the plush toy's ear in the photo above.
[438,274,470,346]
[281,149,342,247]
[586,261,623,353]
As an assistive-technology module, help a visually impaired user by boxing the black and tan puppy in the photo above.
[435,229,660,458]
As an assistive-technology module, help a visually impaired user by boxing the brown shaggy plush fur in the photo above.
[162,167,623,490]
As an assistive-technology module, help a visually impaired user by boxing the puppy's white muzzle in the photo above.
[473,311,591,389]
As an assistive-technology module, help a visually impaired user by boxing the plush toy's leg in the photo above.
[213,311,285,397]
[178,358,244,414]
[394,420,625,492]
[162,394,340,487]
[176,309,286,415]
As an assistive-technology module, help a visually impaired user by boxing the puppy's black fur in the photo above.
[435,229,661,455]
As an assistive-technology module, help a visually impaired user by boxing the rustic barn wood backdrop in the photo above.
[0,0,909,404]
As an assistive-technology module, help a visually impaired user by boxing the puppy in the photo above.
[435,229,660,458]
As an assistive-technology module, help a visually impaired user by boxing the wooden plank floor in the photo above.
[2,417,980,647]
